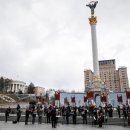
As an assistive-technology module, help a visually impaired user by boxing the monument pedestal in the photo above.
[86,79,109,99]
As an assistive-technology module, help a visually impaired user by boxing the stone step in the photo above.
[0,115,129,126]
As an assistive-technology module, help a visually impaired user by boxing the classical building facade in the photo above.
[84,59,129,92]
[34,86,45,96]
[6,80,27,93]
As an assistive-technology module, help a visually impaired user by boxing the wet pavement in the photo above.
[0,121,129,130]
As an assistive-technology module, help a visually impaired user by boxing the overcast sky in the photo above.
[0,0,130,91]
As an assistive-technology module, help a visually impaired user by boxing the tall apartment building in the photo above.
[118,67,129,92]
[84,59,129,92]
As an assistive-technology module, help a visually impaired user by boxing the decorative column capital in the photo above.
[93,74,100,81]
[89,16,97,25]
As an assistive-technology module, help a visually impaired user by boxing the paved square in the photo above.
[0,122,129,130]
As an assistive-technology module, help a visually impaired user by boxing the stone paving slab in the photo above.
[0,121,129,130]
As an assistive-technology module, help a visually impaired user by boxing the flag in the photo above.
[117,95,123,103]
[126,91,130,99]
[100,94,107,102]
[87,91,94,99]
[55,91,60,100]
[71,96,75,103]
[84,95,88,102]
[64,97,68,104]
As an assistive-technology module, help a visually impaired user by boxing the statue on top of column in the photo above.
[86,1,98,16]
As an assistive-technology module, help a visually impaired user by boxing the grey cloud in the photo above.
[0,0,130,90]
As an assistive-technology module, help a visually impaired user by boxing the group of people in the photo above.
[24,103,57,128]
[60,105,105,127]
[117,104,130,119]
[4,103,130,128]
[5,104,21,123]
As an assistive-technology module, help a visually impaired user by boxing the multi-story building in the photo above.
[84,69,93,92]
[34,86,45,96]
[84,59,129,92]
[118,67,129,92]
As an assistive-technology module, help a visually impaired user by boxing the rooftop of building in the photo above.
[99,59,115,65]
[10,80,26,85]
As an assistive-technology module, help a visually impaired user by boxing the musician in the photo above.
[25,107,30,125]
[31,104,37,124]
[50,106,57,128]
[37,104,43,124]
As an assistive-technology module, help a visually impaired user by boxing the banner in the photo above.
[117,95,123,103]
[84,95,88,102]
[64,97,68,105]
[71,96,75,103]
[126,91,130,99]
[87,91,94,99]
[100,95,107,102]
[55,91,60,100]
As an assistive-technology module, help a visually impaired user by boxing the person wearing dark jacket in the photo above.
[93,108,97,125]
[31,109,36,124]
[47,108,51,123]
[72,107,77,124]
[25,107,30,125]
[123,104,127,119]
[5,107,11,122]
[117,105,121,118]
[66,108,70,124]
[17,104,21,111]
[82,108,87,124]
[5,108,10,122]
[17,109,21,122]
[51,107,57,128]
[98,113,103,127]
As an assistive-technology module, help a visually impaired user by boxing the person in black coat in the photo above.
[61,106,65,116]
[5,108,10,122]
[51,107,57,128]
[17,104,21,111]
[123,104,127,119]
[31,107,36,124]
[108,104,113,117]
[98,112,103,127]
[17,109,21,122]
[47,108,51,123]
[25,107,30,125]
[5,107,11,122]
[81,106,87,124]
[117,105,121,118]
[66,108,70,124]
[93,108,97,125]
[72,107,77,124]
[29,103,36,124]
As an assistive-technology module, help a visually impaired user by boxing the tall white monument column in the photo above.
[85,1,109,98]
[86,1,100,81]
[89,16,100,81]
